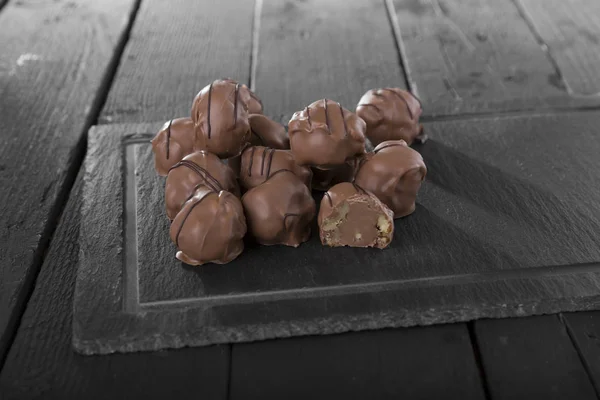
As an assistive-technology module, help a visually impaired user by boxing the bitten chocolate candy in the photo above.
[288,99,366,167]
[319,182,394,249]
[311,157,363,191]
[356,88,424,146]
[191,79,252,158]
[354,140,426,218]
[170,187,246,266]
[239,146,312,190]
[242,170,316,247]
[248,114,290,149]
[151,118,196,176]
[165,151,240,220]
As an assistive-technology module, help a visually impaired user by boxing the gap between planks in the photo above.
[0,0,144,370]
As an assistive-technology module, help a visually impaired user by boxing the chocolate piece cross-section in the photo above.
[169,187,246,266]
[288,99,366,167]
[151,118,196,176]
[319,182,394,249]
[239,146,312,190]
[165,151,240,220]
[356,88,424,146]
[191,79,252,158]
[354,140,426,218]
[242,170,316,247]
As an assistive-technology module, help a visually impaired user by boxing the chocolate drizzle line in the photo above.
[323,99,330,134]
[175,191,213,247]
[265,148,276,178]
[338,102,348,138]
[260,147,269,176]
[166,119,173,160]
[233,83,239,127]
[382,88,413,119]
[207,83,213,138]
[170,159,223,193]
[247,146,256,177]
[352,182,366,194]
[324,192,333,207]
[305,106,311,126]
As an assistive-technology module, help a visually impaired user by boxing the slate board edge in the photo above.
[73,294,600,355]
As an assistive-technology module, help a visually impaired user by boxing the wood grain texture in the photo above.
[0,127,230,400]
[99,0,255,124]
[562,311,600,395]
[474,315,597,400]
[518,0,600,96]
[390,0,600,116]
[255,0,407,124]
[0,0,137,363]
[230,325,486,400]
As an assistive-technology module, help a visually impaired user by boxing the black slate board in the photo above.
[74,113,600,354]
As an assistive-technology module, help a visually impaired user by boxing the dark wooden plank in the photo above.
[99,0,255,124]
[517,0,600,96]
[562,311,600,395]
[474,315,597,400]
[230,325,486,400]
[0,0,138,363]
[389,0,600,116]
[255,0,407,123]
[0,131,230,400]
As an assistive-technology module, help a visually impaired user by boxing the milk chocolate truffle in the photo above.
[311,157,363,191]
[239,146,312,190]
[354,140,426,218]
[170,187,246,266]
[319,183,394,249]
[356,88,425,146]
[165,151,240,220]
[219,78,263,114]
[248,114,290,149]
[288,99,366,167]
[242,170,316,247]
[191,79,252,158]
[151,118,196,176]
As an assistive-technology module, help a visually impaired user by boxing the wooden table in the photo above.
[2,0,600,398]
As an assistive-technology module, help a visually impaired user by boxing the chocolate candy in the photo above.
[356,88,424,146]
[219,78,263,114]
[248,114,290,149]
[151,118,196,176]
[228,114,290,176]
[239,146,312,190]
[311,157,363,191]
[165,151,240,220]
[242,170,316,247]
[191,79,252,158]
[170,187,247,265]
[354,140,426,218]
[319,182,394,249]
[288,99,366,167]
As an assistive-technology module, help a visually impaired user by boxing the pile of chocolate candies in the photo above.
[151,79,427,266]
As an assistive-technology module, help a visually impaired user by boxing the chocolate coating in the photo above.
[219,78,263,114]
[319,182,394,249]
[239,146,312,190]
[169,187,247,266]
[242,170,316,247]
[354,140,427,218]
[151,118,196,176]
[165,151,240,220]
[191,79,252,158]
[311,157,363,191]
[288,99,366,167]
[248,114,290,149]
[356,88,424,146]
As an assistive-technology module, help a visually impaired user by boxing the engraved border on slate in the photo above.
[73,121,600,355]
